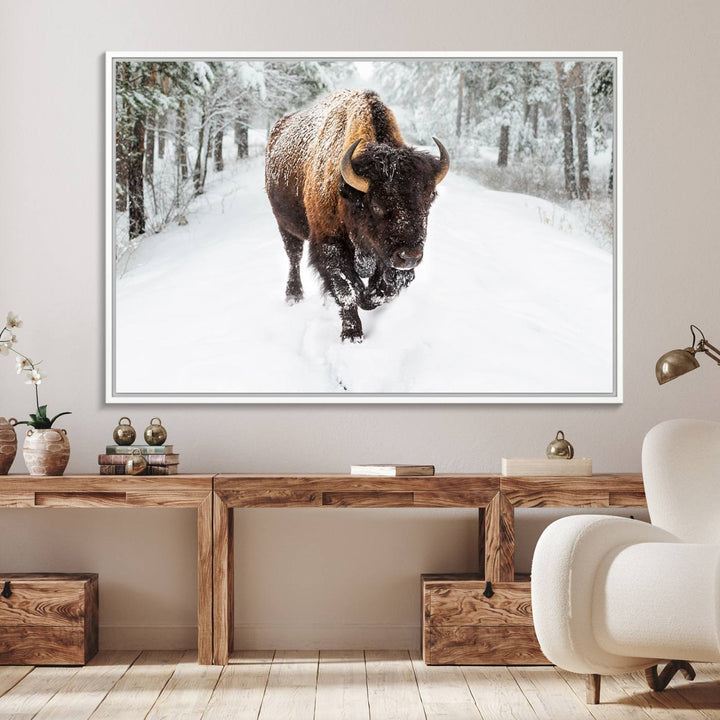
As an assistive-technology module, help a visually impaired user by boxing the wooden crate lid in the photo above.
[0,573,97,582]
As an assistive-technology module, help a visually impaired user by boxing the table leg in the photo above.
[197,493,213,665]
[483,492,515,582]
[478,507,486,577]
[213,492,234,665]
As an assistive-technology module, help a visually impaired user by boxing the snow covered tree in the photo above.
[572,62,591,200]
[555,62,578,199]
[590,61,615,196]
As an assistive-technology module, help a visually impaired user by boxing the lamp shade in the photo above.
[655,348,700,384]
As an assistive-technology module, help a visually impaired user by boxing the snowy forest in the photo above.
[114,58,614,259]
[112,57,618,398]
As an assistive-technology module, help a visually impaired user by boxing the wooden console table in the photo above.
[0,475,214,665]
[1,473,647,666]
[212,473,645,665]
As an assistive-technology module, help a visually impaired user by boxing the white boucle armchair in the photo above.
[531,418,720,704]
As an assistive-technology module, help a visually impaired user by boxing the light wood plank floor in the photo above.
[0,651,717,720]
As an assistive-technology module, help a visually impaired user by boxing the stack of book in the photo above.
[98,445,180,475]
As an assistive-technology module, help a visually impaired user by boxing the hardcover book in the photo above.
[350,464,435,477]
[105,445,174,454]
[501,458,592,476]
[98,453,179,466]
[98,464,179,475]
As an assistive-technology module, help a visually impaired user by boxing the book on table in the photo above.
[350,464,435,477]
[98,453,179,466]
[105,445,174,455]
[501,457,592,476]
[98,464,179,475]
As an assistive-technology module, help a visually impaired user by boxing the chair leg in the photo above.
[645,661,696,692]
[586,674,601,704]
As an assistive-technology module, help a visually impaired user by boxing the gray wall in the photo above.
[1,0,718,648]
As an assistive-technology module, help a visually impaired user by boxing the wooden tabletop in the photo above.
[0,475,214,509]
[214,473,646,508]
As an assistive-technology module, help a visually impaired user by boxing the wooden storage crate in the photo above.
[0,573,98,665]
[422,573,548,665]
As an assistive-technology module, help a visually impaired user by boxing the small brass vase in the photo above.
[113,417,136,446]
[546,430,574,459]
[125,449,147,475]
[144,417,167,446]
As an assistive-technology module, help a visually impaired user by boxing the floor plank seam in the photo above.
[363,650,372,720]
[406,649,430,720]
[458,666,486,720]
[312,652,320,720]
[0,667,33,700]
[93,650,143,719]
[253,650,274,720]
[143,652,182,720]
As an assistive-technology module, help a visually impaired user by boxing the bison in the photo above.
[265,89,449,342]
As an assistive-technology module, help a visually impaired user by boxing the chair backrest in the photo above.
[642,418,720,544]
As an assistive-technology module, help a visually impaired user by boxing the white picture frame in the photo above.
[106,51,622,404]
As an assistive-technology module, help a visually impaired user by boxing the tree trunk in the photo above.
[456,70,465,138]
[609,142,614,197]
[213,127,224,171]
[145,114,155,180]
[572,63,591,200]
[128,113,146,239]
[235,103,249,159]
[201,120,212,191]
[157,112,166,159]
[115,63,129,213]
[556,62,578,199]
[530,104,539,138]
[497,125,510,166]
[115,106,129,212]
[193,108,207,194]
[177,102,188,181]
[524,62,540,140]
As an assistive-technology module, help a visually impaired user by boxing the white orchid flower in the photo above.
[25,368,46,385]
[16,356,33,373]
[0,342,9,356]
[6,312,22,329]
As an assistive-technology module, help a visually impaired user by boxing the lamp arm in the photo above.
[698,339,720,365]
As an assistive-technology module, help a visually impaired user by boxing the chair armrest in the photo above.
[594,540,720,662]
[531,515,679,674]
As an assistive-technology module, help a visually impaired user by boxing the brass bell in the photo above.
[113,417,136,446]
[125,448,147,475]
[546,430,574,459]
[144,417,167,446]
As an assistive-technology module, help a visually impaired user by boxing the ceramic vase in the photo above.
[22,428,70,476]
[0,417,17,475]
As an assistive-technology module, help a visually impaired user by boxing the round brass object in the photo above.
[144,417,167,446]
[655,347,699,385]
[113,416,136,445]
[546,430,574,459]
[125,449,147,475]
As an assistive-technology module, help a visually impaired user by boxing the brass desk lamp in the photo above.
[656,325,720,384]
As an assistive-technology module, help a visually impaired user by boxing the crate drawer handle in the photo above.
[483,581,494,599]
[1,581,10,599]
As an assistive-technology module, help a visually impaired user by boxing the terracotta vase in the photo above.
[22,428,70,476]
[0,417,18,475]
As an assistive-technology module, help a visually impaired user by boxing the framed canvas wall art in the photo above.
[106,51,622,403]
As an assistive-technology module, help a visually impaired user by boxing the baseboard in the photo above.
[99,623,421,650]
[100,625,198,650]
[233,623,421,650]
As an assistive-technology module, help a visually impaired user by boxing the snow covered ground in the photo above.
[114,154,615,397]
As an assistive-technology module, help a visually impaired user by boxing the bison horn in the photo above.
[341,139,370,194]
[433,137,450,185]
